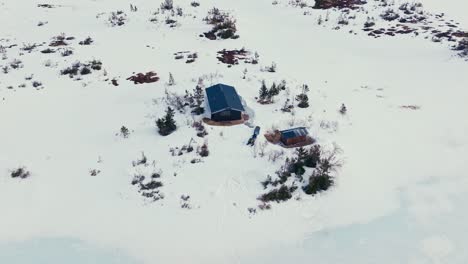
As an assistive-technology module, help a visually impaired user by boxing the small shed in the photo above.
[280,127,309,146]
[205,84,245,122]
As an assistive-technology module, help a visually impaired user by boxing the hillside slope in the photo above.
[1,0,467,263]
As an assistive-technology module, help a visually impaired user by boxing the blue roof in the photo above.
[206,84,245,113]
[280,127,309,139]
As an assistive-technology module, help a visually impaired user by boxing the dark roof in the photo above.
[280,127,309,139]
[206,84,245,113]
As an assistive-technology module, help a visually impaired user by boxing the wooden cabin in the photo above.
[205,84,245,122]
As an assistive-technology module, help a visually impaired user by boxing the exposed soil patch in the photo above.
[313,0,365,10]
[37,4,56,8]
[217,49,258,65]
[400,105,421,110]
[127,72,160,84]
[174,51,198,63]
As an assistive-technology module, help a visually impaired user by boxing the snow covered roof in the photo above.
[280,127,309,139]
[205,84,245,113]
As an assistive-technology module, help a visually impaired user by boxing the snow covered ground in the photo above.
[1,0,467,263]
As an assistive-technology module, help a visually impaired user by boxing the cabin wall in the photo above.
[211,110,241,121]
[282,135,307,146]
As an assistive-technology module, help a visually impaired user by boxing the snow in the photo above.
[1,0,468,263]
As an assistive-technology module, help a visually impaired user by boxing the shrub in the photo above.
[290,0,308,8]
[132,152,148,167]
[61,62,81,76]
[10,59,23,69]
[303,172,333,195]
[161,0,174,10]
[41,48,56,54]
[61,48,73,57]
[49,34,69,47]
[364,17,375,28]
[198,143,209,157]
[120,126,130,138]
[264,62,277,72]
[80,66,91,75]
[32,81,42,88]
[193,121,207,137]
[10,167,31,179]
[191,1,200,7]
[259,185,297,203]
[89,59,102,70]
[454,37,468,57]
[381,9,400,21]
[79,37,94,45]
[89,169,101,176]
[203,8,238,40]
[21,43,38,52]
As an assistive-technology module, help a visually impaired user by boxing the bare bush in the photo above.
[203,7,239,40]
[10,167,31,179]
[197,142,209,157]
[161,0,174,10]
[259,185,297,203]
[109,11,127,26]
[10,59,23,69]
[79,37,94,45]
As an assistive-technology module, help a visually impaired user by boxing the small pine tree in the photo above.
[156,107,177,136]
[259,80,269,101]
[164,107,176,130]
[317,15,323,25]
[339,103,347,115]
[192,79,205,115]
[296,147,307,160]
[296,84,309,108]
[268,82,280,98]
[120,126,130,138]
[278,80,287,90]
[168,72,175,86]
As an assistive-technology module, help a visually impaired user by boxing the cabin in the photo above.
[205,84,245,122]
[280,127,309,146]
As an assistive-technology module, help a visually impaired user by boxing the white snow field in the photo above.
[1,0,467,263]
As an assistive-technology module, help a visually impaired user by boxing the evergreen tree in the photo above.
[296,84,310,108]
[168,72,175,86]
[258,80,269,101]
[192,80,205,115]
[296,146,307,160]
[268,82,279,98]
[339,103,347,115]
[156,107,177,136]
[164,107,176,130]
